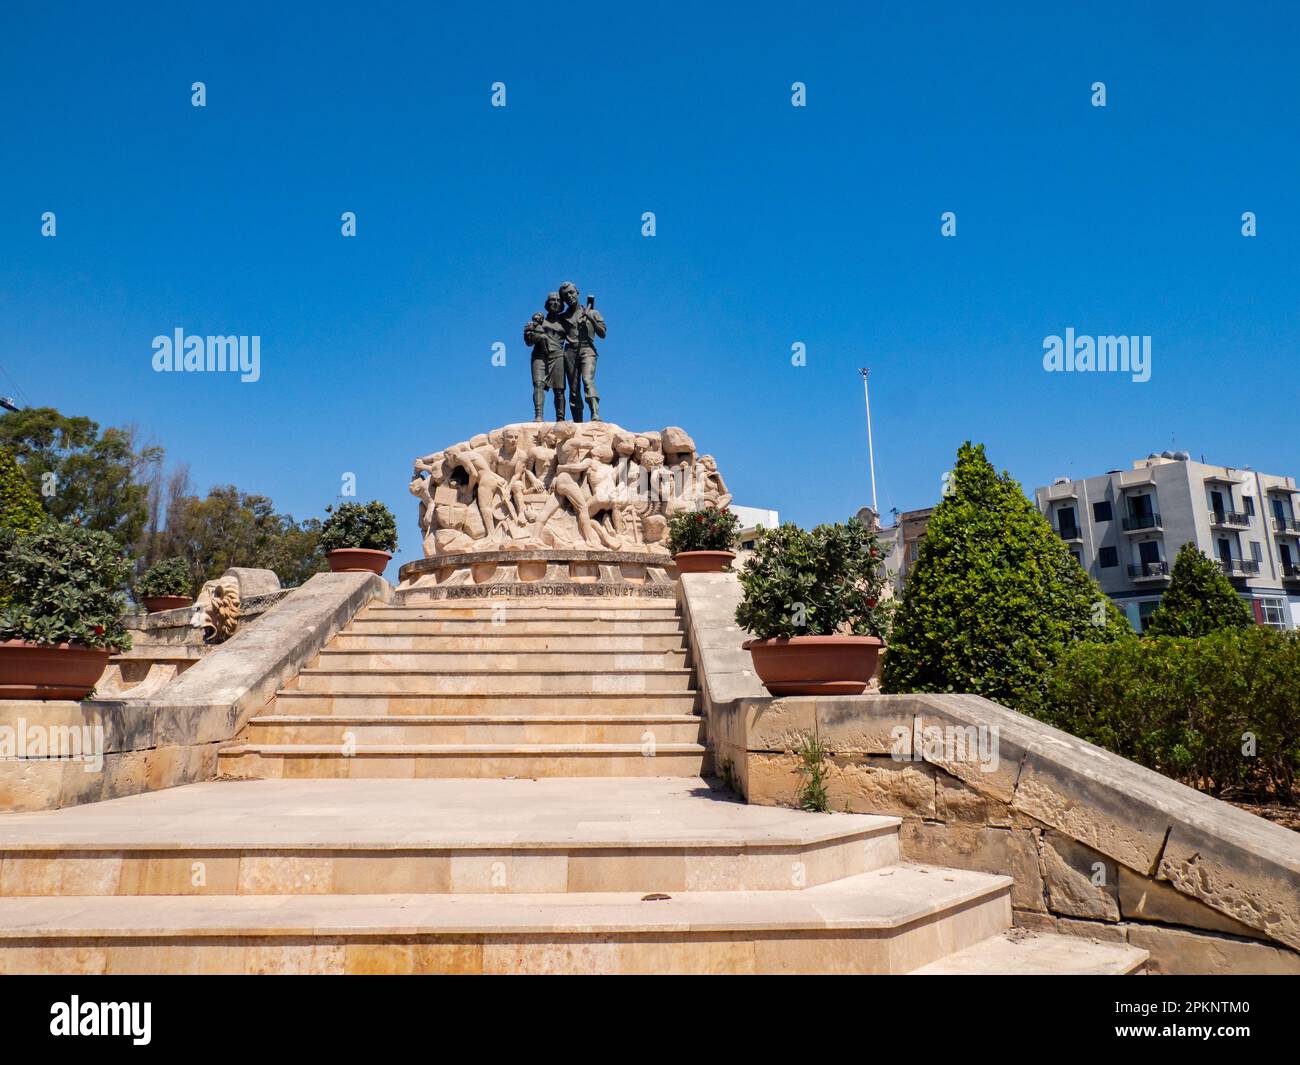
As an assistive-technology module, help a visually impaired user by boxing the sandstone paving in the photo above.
[0,778,899,851]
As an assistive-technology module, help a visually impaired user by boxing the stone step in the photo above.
[270,691,700,717]
[346,619,687,636]
[290,669,697,694]
[328,632,687,651]
[0,781,897,896]
[246,714,703,745]
[217,743,708,779]
[309,649,690,671]
[0,866,1013,974]
[909,930,1148,975]
[365,604,682,622]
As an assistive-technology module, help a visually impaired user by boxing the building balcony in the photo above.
[1121,513,1162,532]
[1219,558,1261,578]
[1273,517,1300,535]
[1057,525,1084,541]
[1209,510,1250,528]
[1282,564,1300,581]
[1128,561,1170,580]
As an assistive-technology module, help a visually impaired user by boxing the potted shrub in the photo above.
[135,556,194,613]
[668,506,740,573]
[0,523,132,700]
[320,500,398,575]
[735,518,886,696]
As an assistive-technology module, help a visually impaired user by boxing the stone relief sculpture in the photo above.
[409,421,730,558]
[521,281,606,422]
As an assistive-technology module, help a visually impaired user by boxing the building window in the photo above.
[1098,546,1118,568]
[1243,496,1255,516]
[1093,500,1113,522]
[1138,600,1160,633]
[1250,541,1263,564]
[1071,551,1082,566]
[1057,505,1078,537]
[1259,597,1286,631]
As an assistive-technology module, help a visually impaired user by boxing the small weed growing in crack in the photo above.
[795,734,830,813]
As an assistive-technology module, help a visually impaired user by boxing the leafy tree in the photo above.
[160,485,326,588]
[0,407,158,546]
[881,442,1131,710]
[0,447,45,534]
[1144,542,1253,637]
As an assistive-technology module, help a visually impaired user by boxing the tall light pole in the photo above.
[859,368,877,514]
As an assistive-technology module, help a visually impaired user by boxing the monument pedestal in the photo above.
[396,548,678,600]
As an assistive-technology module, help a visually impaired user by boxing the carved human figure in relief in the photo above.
[575,441,625,547]
[493,426,532,526]
[696,455,733,510]
[529,422,599,546]
[449,441,513,536]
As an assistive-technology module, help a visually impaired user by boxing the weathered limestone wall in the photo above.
[0,571,390,812]
[679,572,1300,975]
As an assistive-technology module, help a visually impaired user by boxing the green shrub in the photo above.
[881,442,1132,711]
[319,501,398,553]
[1145,542,1253,637]
[0,523,132,651]
[735,519,886,638]
[667,506,740,554]
[1039,627,1299,799]
[0,447,45,535]
[135,556,192,600]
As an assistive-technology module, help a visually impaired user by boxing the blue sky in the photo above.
[2,1,1297,572]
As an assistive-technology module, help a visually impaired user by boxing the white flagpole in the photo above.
[859,368,877,514]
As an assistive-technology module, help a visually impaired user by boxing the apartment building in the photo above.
[1033,452,1300,632]
[875,507,936,596]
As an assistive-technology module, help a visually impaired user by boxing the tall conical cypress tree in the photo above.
[1144,542,1253,637]
[881,441,1131,710]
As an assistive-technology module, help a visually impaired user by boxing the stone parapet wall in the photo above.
[678,571,1300,974]
[0,572,390,813]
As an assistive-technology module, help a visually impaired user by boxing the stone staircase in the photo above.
[217,598,706,779]
[0,594,1148,974]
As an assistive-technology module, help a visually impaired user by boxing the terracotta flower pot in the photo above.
[326,548,392,575]
[742,635,883,696]
[142,595,193,613]
[673,550,736,574]
[0,640,112,700]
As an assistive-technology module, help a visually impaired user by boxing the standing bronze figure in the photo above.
[523,292,568,420]
[522,280,608,421]
[558,281,606,422]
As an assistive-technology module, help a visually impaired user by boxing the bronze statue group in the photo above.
[523,281,606,422]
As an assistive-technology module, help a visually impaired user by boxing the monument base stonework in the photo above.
[396,549,677,600]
